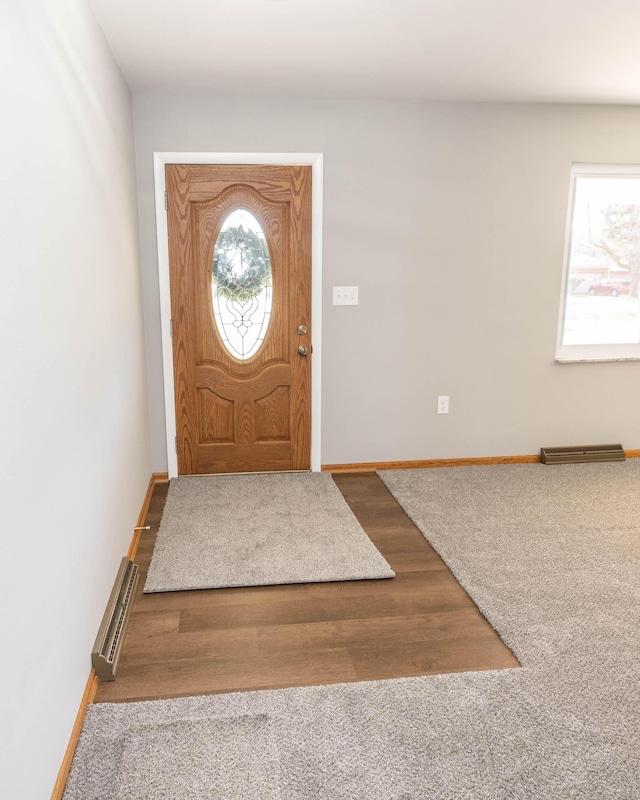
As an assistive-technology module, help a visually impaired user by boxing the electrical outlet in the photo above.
[333,286,359,305]
[437,395,450,414]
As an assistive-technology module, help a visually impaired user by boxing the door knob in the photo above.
[298,345,308,356]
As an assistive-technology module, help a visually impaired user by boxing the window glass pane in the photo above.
[561,174,640,349]
[211,209,273,360]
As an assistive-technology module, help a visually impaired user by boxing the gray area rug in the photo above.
[144,472,394,592]
[66,462,640,799]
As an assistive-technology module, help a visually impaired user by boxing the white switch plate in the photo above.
[333,286,359,305]
[437,395,450,414]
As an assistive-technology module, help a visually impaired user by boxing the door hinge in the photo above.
[164,190,168,211]
[169,319,173,338]
[175,436,178,454]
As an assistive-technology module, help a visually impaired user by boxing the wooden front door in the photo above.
[166,164,312,475]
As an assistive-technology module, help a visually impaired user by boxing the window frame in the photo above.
[556,163,640,363]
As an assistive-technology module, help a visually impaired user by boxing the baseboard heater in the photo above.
[540,444,625,465]
[91,557,139,681]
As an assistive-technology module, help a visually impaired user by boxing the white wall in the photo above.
[133,97,640,470]
[0,1,150,797]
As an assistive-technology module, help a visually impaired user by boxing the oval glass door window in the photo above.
[211,208,273,360]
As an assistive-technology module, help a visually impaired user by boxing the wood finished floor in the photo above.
[95,472,519,703]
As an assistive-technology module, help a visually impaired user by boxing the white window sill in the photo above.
[556,356,640,363]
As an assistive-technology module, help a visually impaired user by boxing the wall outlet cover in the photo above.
[437,395,450,414]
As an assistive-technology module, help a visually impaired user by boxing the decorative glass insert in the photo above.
[211,208,273,360]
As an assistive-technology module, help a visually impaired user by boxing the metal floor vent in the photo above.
[540,444,625,465]
[92,557,139,681]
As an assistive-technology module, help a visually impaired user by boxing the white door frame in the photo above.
[153,152,323,479]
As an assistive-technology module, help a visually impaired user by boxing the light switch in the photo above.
[333,286,359,305]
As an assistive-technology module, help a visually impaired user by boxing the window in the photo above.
[211,208,273,361]
[557,164,640,361]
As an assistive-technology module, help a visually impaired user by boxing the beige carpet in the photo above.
[66,461,640,799]
[144,472,394,592]
[114,716,280,800]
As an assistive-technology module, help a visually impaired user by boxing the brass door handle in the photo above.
[298,346,308,356]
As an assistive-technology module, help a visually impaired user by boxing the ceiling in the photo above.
[88,0,640,103]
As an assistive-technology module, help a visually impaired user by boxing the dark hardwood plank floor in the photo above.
[95,472,519,703]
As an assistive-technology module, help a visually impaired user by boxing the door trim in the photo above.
[153,152,323,478]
